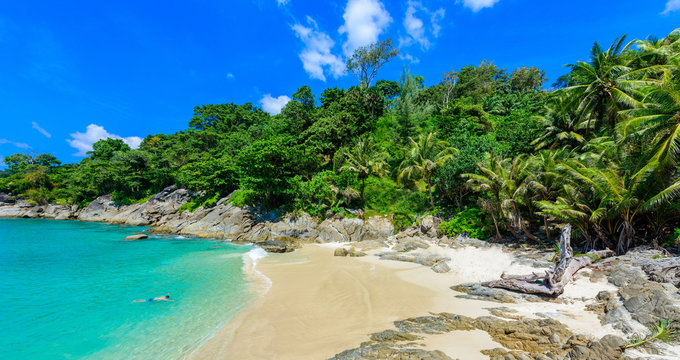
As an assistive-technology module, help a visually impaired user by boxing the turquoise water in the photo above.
[0,218,257,360]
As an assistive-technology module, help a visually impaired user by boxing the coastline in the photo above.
[188,242,618,360]
[3,194,680,359]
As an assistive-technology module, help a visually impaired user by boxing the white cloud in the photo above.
[431,8,445,37]
[226,73,234,79]
[292,17,345,81]
[67,124,142,156]
[338,0,392,56]
[404,2,427,48]
[663,0,680,14]
[0,139,31,149]
[400,2,445,51]
[260,94,291,115]
[31,121,51,138]
[462,0,500,12]
[278,0,290,5]
[400,53,420,63]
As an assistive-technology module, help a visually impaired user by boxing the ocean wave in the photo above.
[244,247,268,266]
[241,247,272,295]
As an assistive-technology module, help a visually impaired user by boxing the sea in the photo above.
[0,218,264,360]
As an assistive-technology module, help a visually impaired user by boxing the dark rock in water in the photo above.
[123,234,149,241]
[257,239,297,253]
[334,248,349,257]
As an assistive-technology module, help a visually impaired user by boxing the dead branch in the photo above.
[481,224,615,297]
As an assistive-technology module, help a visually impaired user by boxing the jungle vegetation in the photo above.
[4,30,680,254]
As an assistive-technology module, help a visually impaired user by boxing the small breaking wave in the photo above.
[241,247,272,296]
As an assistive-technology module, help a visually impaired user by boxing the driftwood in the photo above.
[482,224,615,297]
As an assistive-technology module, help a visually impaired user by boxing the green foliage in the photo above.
[89,138,130,160]
[626,320,677,348]
[230,189,257,208]
[346,38,399,88]
[3,29,680,257]
[235,135,317,205]
[439,207,489,239]
[363,177,428,217]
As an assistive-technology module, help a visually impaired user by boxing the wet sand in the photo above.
[189,243,614,360]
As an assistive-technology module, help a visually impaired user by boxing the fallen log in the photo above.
[482,224,615,297]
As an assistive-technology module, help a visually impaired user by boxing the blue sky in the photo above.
[1,0,679,164]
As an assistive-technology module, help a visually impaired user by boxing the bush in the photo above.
[230,189,258,208]
[364,177,427,215]
[439,207,489,239]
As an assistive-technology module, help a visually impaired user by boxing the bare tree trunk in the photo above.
[520,219,541,243]
[616,219,634,255]
[482,224,615,297]
[543,217,552,243]
[491,214,502,242]
[427,177,435,210]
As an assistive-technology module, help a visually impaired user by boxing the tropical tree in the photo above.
[399,132,456,210]
[465,154,540,242]
[337,136,388,202]
[619,84,680,166]
[346,38,399,89]
[532,95,587,150]
[560,36,650,138]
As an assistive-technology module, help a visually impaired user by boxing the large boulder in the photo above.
[257,238,298,253]
[44,205,73,220]
[363,216,394,240]
[78,195,123,222]
[419,215,441,238]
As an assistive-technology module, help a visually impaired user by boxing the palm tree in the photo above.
[560,36,652,138]
[532,95,588,150]
[561,158,680,254]
[399,132,456,210]
[337,136,388,202]
[634,29,680,67]
[619,84,680,166]
[526,149,570,242]
[464,154,540,242]
[463,153,504,241]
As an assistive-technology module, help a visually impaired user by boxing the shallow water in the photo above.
[0,218,254,360]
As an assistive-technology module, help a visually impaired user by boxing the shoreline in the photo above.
[3,207,680,358]
[187,242,616,360]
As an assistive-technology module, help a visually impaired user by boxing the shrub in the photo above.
[439,207,488,239]
[230,189,258,208]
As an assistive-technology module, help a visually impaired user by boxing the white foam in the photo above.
[241,247,272,297]
[244,247,268,266]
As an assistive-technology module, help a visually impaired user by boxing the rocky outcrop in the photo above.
[333,312,625,360]
[0,187,399,252]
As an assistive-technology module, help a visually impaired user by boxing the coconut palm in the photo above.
[560,36,652,138]
[561,158,680,254]
[526,149,571,242]
[463,153,504,240]
[399,132,456,210]
[532,95,588,150]
[619,84,680,166]
[337,136,388,202]
[464,154,540,242]
[634,29,680,67]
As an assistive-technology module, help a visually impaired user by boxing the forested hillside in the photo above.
[3,29,680,253]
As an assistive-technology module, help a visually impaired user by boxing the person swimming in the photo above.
[133,293,172,302]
